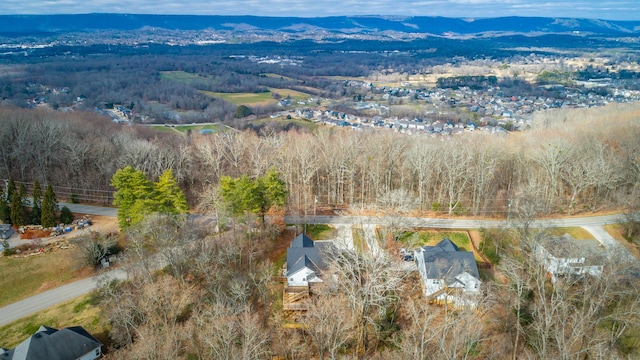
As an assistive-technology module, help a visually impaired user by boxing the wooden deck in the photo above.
[283,286,310,311]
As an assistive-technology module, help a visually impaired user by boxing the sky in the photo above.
[0,0,638,21]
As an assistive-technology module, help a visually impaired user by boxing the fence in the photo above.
[5,180,114,206]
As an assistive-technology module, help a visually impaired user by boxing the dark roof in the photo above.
[418,238,480,282]
[286,233,328,276]
[1,326,102,360]
[538,234,605,266]
[290,233,314,248]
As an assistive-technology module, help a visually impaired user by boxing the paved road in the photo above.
[0,269,127,327]
[284,213,621,228]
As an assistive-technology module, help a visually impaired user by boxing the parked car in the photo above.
[0,224,12,240]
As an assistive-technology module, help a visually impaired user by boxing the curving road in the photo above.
[0,269,127,327]
[0,205,633,327]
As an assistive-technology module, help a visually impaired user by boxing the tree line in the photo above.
[1,104,639,221]
[0,178,68,228]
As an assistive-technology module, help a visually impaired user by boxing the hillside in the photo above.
[0,14,639,37]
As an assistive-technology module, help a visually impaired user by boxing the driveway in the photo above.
[582,225,638,263]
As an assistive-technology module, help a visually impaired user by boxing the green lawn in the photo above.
[201,88,310,106]
[398,230,470,250]
[0,293,109,349]
[545,227,595,240]
[0,247,90,308]
[397,230,485,262]
[304,224,337,240]
[201,90,275,105]
[262,73,297,81]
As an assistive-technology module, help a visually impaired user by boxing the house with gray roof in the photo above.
[1,325,102,360]
[285,233,328,287]
[414,238,481,306]
[535,233,605,283]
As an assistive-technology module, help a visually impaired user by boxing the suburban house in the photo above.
[0,325,102,360]
[535,233,605,283]
[414,238,482,307]
[282,233,329,312]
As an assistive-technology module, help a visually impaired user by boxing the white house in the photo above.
[285,233,327,287]
[414,238,482,307]
[0,325,102,360]
[535,234,605,283]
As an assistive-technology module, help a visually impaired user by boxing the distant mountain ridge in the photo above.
[1,14,639,36]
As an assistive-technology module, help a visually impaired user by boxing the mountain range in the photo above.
[1,14,639,37]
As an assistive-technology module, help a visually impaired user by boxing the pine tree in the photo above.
[111,166,153,229]
[0,185,9,223]
[41,184,58,228]
[59,206,74,224]
[31,180,42,225]
[6,178,15,204]
[153,169,188,215]
[10,183,28,226]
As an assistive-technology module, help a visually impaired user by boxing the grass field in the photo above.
[200,90,275,106]
[160,70,209,84]
[0,247,91,308]
[0,293,109,349]
[262,73,297,81]
[201,88,310,106]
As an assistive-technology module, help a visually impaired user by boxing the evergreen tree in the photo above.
[31,180,42,225]
[10,183,28,226]
[219,169,288,224]
[153,169,188,215]
[111,166,190,229]
[0,185,9,223]
[41,184,58,228]
[6,178,15,204]
[59,206,74,224]
[111,166,153,229]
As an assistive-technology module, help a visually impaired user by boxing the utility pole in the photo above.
[313,195,317,225]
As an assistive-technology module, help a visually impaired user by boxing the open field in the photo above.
[0,246,92,308]
[261,73,297,81]
[201,90,274,105]
[159,70,210,83]
[0,215,117,307]
[202,88,310,106]
[0,293,108,349]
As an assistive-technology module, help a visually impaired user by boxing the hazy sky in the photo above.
[0,0,638,21]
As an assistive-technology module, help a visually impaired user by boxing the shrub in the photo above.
[60,206,74,224]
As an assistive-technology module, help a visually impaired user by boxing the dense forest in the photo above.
[0,102,638,219]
